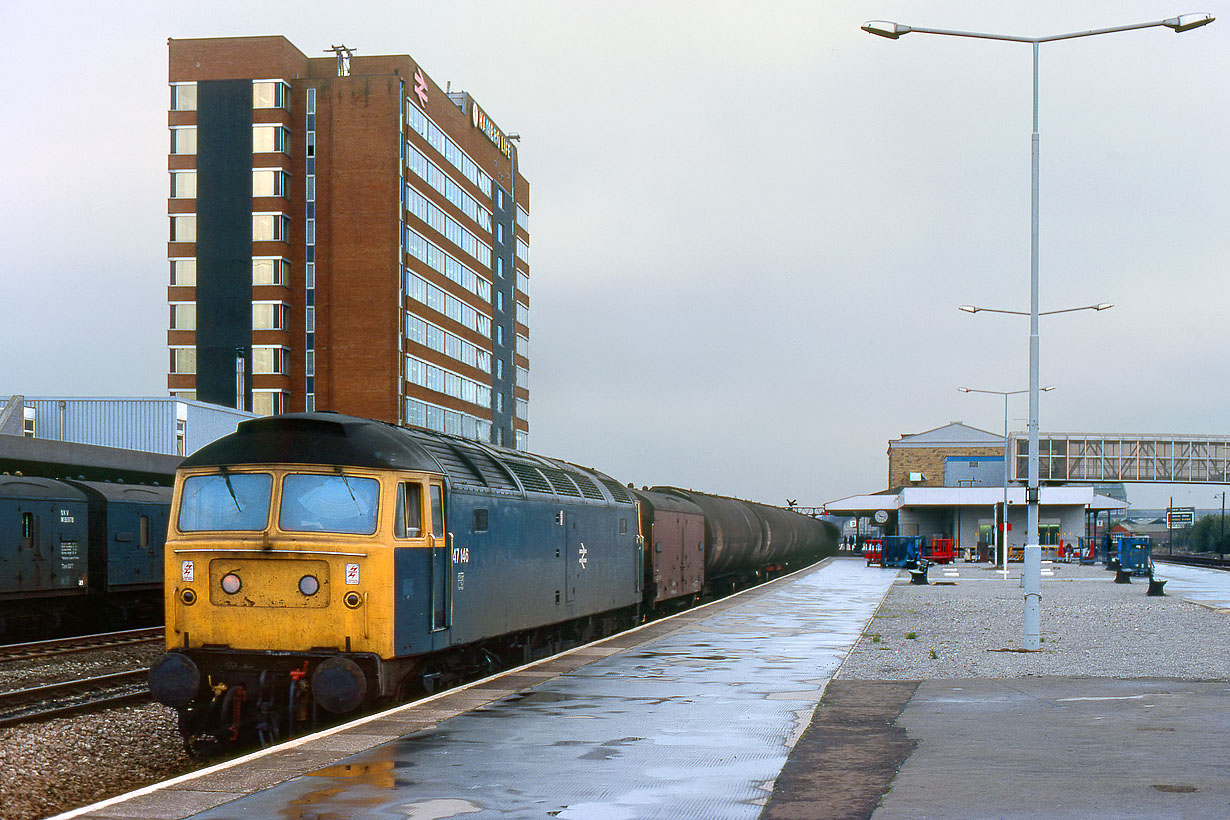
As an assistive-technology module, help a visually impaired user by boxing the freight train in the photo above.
[0,476,171,639]
[148,412,837,746]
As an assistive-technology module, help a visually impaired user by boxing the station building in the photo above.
[828,422,1127,553]
[167,36,530,449]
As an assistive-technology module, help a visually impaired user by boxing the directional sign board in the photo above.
[1166,506,1195,528]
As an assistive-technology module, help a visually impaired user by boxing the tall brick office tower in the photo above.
[167,36,530,449]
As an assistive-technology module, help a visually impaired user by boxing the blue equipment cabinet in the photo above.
[881,535,923,568]
[1116,536,1153,576]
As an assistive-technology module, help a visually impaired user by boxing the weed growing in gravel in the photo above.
[870,633,882,643]
[906,632,918,640]
[929,649,938,659]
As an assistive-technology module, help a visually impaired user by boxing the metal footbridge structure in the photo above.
[1011,433,1230,484]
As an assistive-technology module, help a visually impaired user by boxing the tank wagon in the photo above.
[149,413,836,745]
[0,476,170,638]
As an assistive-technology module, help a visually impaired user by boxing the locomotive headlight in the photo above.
[298,575,320,596]
[343,591,363,609]
[180,588,197,605]
[220,573,242,595]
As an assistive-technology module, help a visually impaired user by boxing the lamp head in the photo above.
[862,20,913,39]
[957,305,979,314]
[1163,13,1214,32]
[1093,302,1114,311]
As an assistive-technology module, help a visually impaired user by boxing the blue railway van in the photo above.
[0,477,89,600]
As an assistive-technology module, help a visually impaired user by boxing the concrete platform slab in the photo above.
[872,677,1230,820]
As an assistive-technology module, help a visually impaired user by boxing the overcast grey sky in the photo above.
[1,1,1227,510]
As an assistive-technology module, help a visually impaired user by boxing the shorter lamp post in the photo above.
[1218,491,1227,558]
[959,385,1055,576]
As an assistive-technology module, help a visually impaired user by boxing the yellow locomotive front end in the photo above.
[165,465,395,659]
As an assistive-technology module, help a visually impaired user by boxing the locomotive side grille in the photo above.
[407,435,486,487]
[537,466,583,498]
[599,478,633,504]
[504,461,554,495]
[450,443,521,491]
[564,471,605,500]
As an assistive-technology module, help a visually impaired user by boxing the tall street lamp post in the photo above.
[863,13,1213,650]
[959,386,1054,576]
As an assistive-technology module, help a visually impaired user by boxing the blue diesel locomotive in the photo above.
[149,413,836,744]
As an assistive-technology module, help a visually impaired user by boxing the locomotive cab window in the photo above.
[178,473,273,532]
[279,473,379,534]
[429,484,444,537]
[395,482,423,538]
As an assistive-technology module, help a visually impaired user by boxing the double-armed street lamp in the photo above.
[958,303,1113,317]
[863,13,1214,650]
[959,386,1054,576]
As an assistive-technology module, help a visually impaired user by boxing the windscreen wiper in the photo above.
[219,466,241,512]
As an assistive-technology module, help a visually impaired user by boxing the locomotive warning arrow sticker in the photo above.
[578,543,588,570]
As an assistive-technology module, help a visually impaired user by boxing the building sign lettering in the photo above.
[471,101,513,159]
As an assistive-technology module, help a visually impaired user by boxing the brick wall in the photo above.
[888,446,1004,488]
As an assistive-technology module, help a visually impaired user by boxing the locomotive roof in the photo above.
[181,413,443,472]
[181,413,634,505]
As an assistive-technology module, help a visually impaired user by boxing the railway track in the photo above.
[1155,555,1230,571]
[0,627,165,664]
[0,669,150,728]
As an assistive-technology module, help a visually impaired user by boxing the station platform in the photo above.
[63,559,898,820]
[58,558,1230,820]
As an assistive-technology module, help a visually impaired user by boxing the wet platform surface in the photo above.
[870,677,1230,820]
[1152,560,1230,609]
[73,559,897,820]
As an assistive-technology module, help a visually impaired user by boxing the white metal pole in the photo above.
[1024,41,1043,650]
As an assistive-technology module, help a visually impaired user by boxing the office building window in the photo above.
[170,83,197,111]
[252,302,288,330]
[251,391,284,416]
[253,169,289,198]
[253,213,290,242]
[252,258,288,286]
[169,347,197,374]
[170,215,196,242]
[170,259,196,286]
[170,127,197,155]
[253,125,291,154]
[253,81,291,109]
[170,171,196,199]
[252,347,287,375]
[170,303,196,330]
